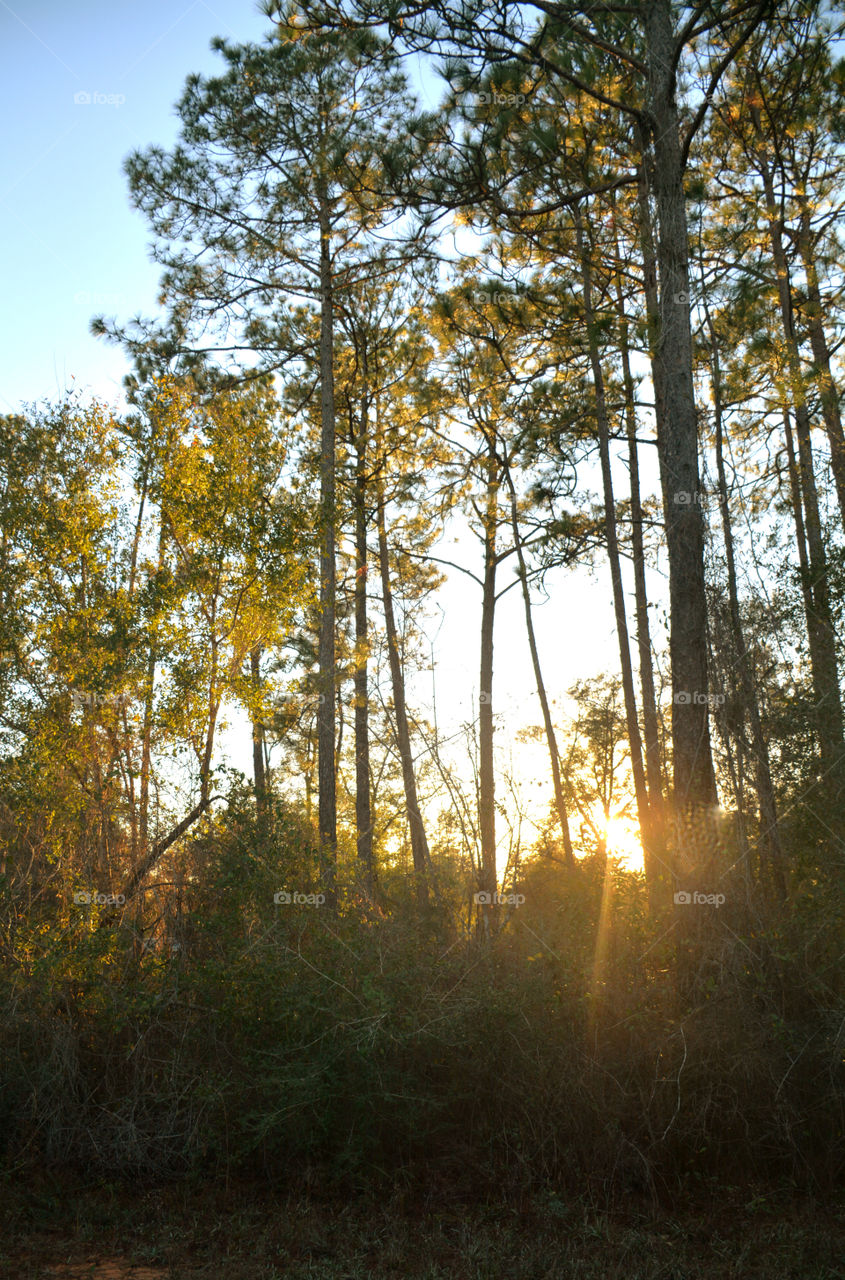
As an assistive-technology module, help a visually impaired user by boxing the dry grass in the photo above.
[1,1175,844,1280]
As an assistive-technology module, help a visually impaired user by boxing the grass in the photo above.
[1,1174,844,1279]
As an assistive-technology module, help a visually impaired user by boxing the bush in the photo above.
[1,808,843,1208]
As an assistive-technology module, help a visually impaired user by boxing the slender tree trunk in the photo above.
[783,406,845,787]
[112,797,214,914]
[139,648,156,849]
[575,207,653,883]
[375,472,430,909]
[708,327,786,900]
[643,0,718,821]
[634,129,682,905]
[635,128,666,436]
[707,628,753,894]
[354,374,375,895]
[127,456,151,598]
[611,201,667,905]
[250,647,267,816]
[139,509,168,848]
[317,197,337,908]
[754,145,845,789]
[121,455,153,861]
[304,768,312,827]
[478,432,498,913]
[783,410,818,646]
[503,461,575,868]
[614,257,664,815]
[199,622,220,808]
[797,207,845,529]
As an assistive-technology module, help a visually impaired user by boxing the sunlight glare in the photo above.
[591,802,645,871]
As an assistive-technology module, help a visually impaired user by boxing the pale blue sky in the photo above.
[0,0,446,413]
[0,0,274,413]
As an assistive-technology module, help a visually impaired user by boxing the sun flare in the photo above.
[590,803,645,871]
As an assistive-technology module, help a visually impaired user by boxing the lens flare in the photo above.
[590,802,645,871]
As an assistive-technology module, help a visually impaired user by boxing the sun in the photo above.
[590,802,645,871]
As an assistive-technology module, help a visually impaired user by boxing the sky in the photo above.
[0,0,664,868]
[0,0,271,410]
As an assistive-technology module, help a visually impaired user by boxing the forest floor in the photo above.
[1,1173,844,1279]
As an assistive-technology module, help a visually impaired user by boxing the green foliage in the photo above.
[1,806,843,1203]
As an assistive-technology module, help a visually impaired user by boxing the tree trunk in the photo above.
[754,145,845,789]
[783,406,845,787]
[111,797,214,914]
[140,508,168,848]
[635,127,666,436]
[575,207,653,880]
[250,647,267,816]
[783,410,818,648]
[317,197,337,908]
[478,431,498,914]
[613,253,664,814]
[199,626,220,808]
[797,207,845,529]
[503,461,575,868]
[354,374,375,895]
[708,326,786,901]
[375,473,430,908]
[643,0,718,823]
